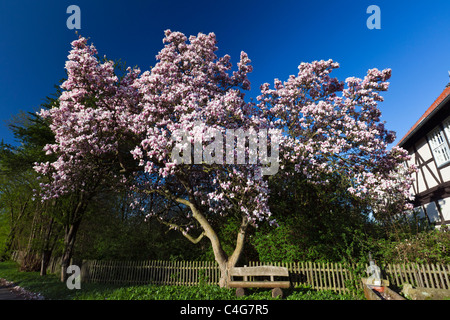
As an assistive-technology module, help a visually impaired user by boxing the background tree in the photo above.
[34,37,144,281]
[251,171,382,263]
[73,190,207,261]
[0,105,63,274]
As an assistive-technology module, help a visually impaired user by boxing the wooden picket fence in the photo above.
[248,261,356,293]
[385,263,450,290]
[81,260,221,286]
[80,260,450,292]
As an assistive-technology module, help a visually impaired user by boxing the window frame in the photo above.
[427,124,450,168]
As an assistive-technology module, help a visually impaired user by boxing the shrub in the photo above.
[376,227,450,264]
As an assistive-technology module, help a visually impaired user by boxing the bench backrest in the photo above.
[229,266,289,278]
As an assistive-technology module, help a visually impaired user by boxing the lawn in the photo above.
[0,261,360,300]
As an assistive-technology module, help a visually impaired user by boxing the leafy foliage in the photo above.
[375,227,450,264]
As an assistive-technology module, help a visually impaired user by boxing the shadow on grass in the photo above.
[0,261,360,300]
[0,261,138,300]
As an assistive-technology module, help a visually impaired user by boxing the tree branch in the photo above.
[156,216,205,244]
[150,184,229,267]
[228,214,249,267]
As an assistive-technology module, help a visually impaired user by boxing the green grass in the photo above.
[0,261,359,300]
[0,260,123,300]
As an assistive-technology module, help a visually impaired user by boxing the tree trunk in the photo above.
[0,227,16,261]
[40,250,52,276]
[60,193,89,282]
[60,219,82,282]
[217,215,249,287]
[175,196,249,288]
[40,216,59,276]
[21,210,41,271]
[1,199,29,261]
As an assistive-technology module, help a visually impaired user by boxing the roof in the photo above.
[398,85,450,147]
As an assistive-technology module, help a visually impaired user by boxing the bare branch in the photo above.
[156,216,205,244]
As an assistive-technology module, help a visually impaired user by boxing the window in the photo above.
[443,115,450,140]
[428,126,450,167]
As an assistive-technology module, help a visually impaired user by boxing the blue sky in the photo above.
[0,0,449,147]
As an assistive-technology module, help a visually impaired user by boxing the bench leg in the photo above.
[272,287,283,298]
[235,288,246,297]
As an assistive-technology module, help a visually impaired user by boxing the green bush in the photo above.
[375,228,450,264]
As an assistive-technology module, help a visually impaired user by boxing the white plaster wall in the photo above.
[438,197,450,221]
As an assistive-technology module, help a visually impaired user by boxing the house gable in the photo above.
[399,84,450,226]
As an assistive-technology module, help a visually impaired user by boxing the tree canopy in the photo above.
[27,31,417,286]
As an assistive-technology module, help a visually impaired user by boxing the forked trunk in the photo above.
[174,192,250,288]
[201,213,248,288]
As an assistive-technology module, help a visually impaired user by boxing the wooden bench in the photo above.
[228,266,291,298]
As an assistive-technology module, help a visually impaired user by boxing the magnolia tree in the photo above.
[257,60,417,219]
[34,37,142,280]
[35,31,416,286]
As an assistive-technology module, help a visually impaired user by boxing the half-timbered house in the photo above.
[398,83,450,227]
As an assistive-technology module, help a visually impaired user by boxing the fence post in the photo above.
[441,263,449,289]
[430,264,439,289]
[425,264,434,288]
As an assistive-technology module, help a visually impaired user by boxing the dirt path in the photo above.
[0,284,25,300]
[0,279,43,300]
